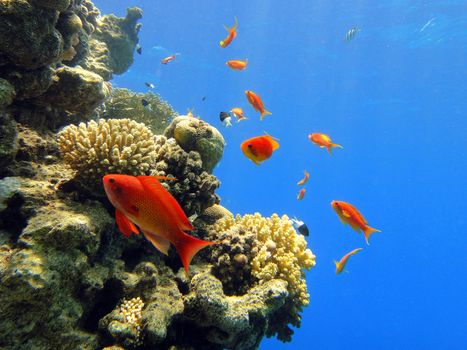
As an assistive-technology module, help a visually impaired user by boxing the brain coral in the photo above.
[58,118,156,192]
[211,213,316,341]
[151,135,220,217]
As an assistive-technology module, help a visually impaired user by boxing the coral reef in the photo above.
[58,118,156,193]
[0,2,315,349]
[152,135,221,217]
[165,115,225,173]
[100,88,177,134]
[210,213,316,341]
[0,0,141,128]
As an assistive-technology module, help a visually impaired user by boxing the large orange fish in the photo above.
[226,59,248,70]
[219,17,238,48]
[308,133,343,155]
[331,200,381,245]
[245,90,271,121]
[241,135,279,165]
[230,107,247,122]
[103,174,215,274]
[334,248,362,274]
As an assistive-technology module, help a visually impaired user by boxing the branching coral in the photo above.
[58,118,156,192]
[211,213,316,341]
[152,135,220,217]
[100,88,176,134]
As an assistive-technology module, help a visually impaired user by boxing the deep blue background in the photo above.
[94,1,467,349]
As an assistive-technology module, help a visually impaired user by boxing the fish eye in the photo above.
[247,144,252,148]
[109,178,115,184]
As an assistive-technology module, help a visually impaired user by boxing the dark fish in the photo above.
[202,96,207,101]
[145,82,155,89]
[291,217,309,236]
[219,111,232,127]
[136,44,142,54]
[141,99,150,107]
[219,111,230,122]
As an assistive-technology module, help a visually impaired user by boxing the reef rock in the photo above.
[0,114,18,169]
[83,7,142,80]
[0,78,16,108]
[165,116,225,173]
[179,268,289,350]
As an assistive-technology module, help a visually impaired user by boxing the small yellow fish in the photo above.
[334,248,362,274]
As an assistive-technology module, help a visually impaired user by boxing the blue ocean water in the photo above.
[94,1,467,349]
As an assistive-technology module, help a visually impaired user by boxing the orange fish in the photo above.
[161,53,178,65]
[245,90,271,121]
[226,59,248,70]
[334,248,362,274]
[331,200,381,245]
[241,135,279,165]
[297,188,306,200]
[230,107,247,122]
[297,170,310,186]
[308,133,343,155]
[219,17,238,48]
[103,174,215,274]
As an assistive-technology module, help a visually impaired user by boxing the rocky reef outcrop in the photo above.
[0,1,315,349]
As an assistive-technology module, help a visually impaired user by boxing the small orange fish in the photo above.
[297,188,306,200]
[334,248,363,274]
[297,170,310,186]
[241,135,279,165]
[220,17,238,48]
[331,200,381,245]
[161,53,178,65]
[226,59,248,70]
[308,133,343,155]
[103,174,216,274]
[230,107,247,122]
[245,90,271,121]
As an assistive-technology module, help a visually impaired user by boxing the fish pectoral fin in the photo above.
[342,210,351,218]
[115,209,139,237]
[141,230,171,255]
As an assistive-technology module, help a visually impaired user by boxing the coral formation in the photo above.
[58,118,156,193]
[165,116,225,173]
[210,213,316,341]
[0,114,18,169]
[0,0,141,128]
[100,88,177,134]
[152,135,221,217]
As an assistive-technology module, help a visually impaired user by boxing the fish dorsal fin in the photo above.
[137,176,194,231]
[141,229,171,255]
[263,133,280,150]
[115,209,139,237]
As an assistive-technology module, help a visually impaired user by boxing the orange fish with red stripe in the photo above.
[245,90,271,121]
[219,17,238,48]
[297,170,310,186]
[308,133,343,155]
[297,188,306,200]
[226,59,248,70]
[241,135,279,165]
[331,200,381,245]
[103,174,215,274]
[161,54,178,65]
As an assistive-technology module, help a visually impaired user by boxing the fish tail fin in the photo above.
[260,109,272,121]
[332,143,344,149]
[363,226,381,245]
[174,232,216,275]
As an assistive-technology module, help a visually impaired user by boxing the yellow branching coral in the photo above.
[214,213,315,305]
[118,297,144,332]
[58,118,156,191]
[212,213,316,341]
